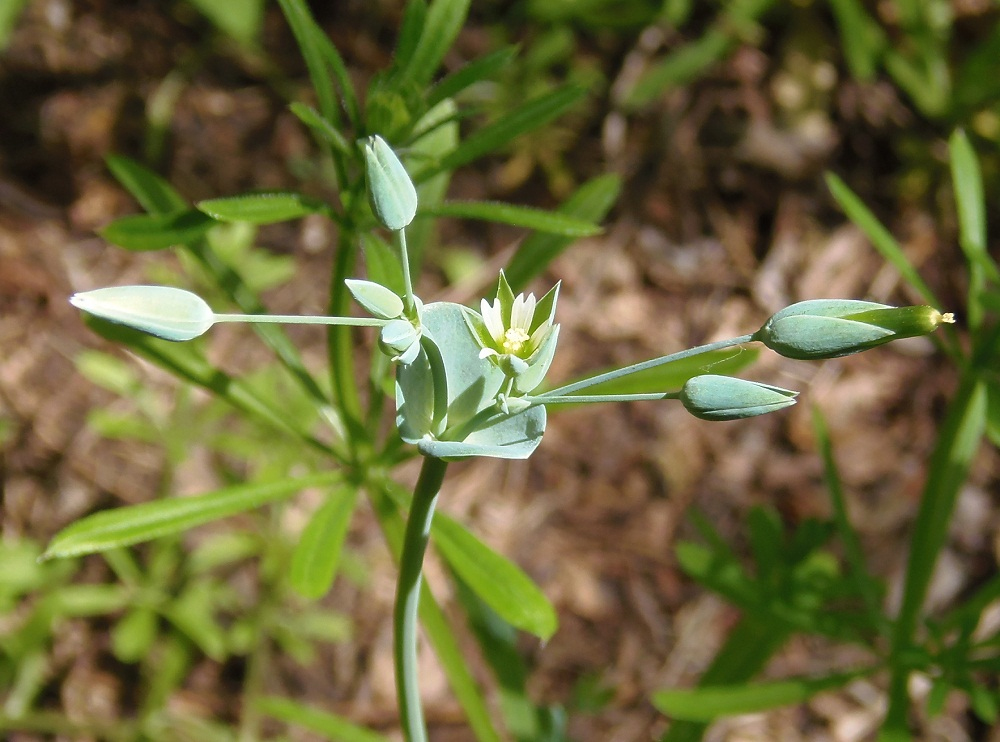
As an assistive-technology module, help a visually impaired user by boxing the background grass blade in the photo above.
[882,373,987,738]
[824,172,941,308]
[257,696,391,742]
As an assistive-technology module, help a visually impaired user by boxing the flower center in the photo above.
[502,327,531,355]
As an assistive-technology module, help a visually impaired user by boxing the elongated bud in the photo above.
[680,375,798,421]
[70,285,215,342]
[345,278,404,319]
[364,135,417,230]
[754,300,953,360]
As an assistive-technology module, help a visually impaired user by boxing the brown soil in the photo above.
[1,2,998,741]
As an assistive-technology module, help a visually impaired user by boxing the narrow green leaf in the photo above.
[43,472,340,559]
[949,129,998,333]
[426,46,519,108]
[653,669,870,722]
[548,348,757,401]
[883,373,987,737]
[454,576,553,741]
[392,0,427,77]
[950,130,988,257]
[187,0,264,47]
[315,25,361,130]
[289,488,358,599]
[425,86,586,179]
[99,210,216,251]
[433,513,558,640]
[421,201,602,236]
[811,406,887,634]
[45,584,131,616]
[624,0,774,108]
[825,172,941,308]
[81,316,333,455]
[289,102,352,156]
[406,98,459,269]
[106,155,186,215]
[398,0,471,89]
[257,696,390,742]
[505,174,621,291]
[277,0,339,127]
[197,192,325,225]
[660,616,793,742]
[826,0,887,80]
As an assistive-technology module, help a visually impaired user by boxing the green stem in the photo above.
[397,228,416,316]
[529,391,681,405]
[540,334,754,398]
[213,313,388,327]
[394,455,449,742]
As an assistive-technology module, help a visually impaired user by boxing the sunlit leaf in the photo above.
[44,472,341,559]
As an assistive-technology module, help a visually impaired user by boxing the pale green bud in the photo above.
[754,300,953,360]
[379,318,421,365]
[345,278,404,319]
[70,285,215,342]
[364,135,417,231]
[680,375,798,421]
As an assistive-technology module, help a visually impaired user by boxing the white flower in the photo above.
[479,292,552,361]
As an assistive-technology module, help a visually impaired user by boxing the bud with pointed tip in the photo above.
[680,375,798,421]
[70,285,215,342]
[754,300,953,360]
[364,135,417,231]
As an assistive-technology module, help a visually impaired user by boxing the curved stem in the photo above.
[539,334,754,398]
[394,455,449,742]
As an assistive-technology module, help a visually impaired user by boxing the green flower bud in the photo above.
[364,135,417,231]
[70,285,215,342]
[680,375,798,421]
[345,278,404,320]
[754,300,953,360]
[379,318,421,365]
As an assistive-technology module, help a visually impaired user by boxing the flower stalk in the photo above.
[394,455,449,742]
